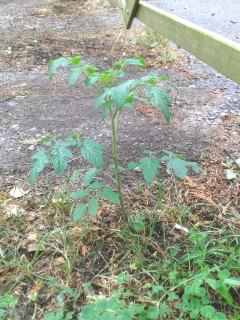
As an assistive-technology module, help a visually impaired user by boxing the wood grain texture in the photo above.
[109,0,240,84]
[123,0,140,28]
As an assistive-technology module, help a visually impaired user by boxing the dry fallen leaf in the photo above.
[54,256,65,266]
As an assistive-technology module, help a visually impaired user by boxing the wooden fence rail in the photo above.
[109,0,240,85]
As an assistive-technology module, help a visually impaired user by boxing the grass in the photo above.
[0,153,239,319]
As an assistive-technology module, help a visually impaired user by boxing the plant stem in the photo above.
[111,111,127,218]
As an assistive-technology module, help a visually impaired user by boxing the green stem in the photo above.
[111,111,127,218]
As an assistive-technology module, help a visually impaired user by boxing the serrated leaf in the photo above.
[114,57,145,70]
[69,55,81,65]
[70,190,88,200]
[110,80,136,109]
[145,87,172,122]
[162,152,200,179]
[88,197,99,216]
[83,168,98,186]
[29,148,49,183]
[68,66,82,86]
[48,57,68,79]
[81,139,103,168]
[127,162,139,170]
[100,187,120,204]
[84,74,99,86]
[51,141,73,175]
[87,181,104,190]
[168,158,188,178]
[97,80,136,110]
[72,204,88,222]
[139,157,160,185]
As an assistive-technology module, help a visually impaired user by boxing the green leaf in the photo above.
[70,190,88,200]
[69,55,81,65]
[158,303,171,318]
[83,65,100,86]
[114,57,145,70]
[48,57,68,79]
[109,80,136,109]
[87,181,104,191]
[128,215,145,233]
[64,134,81,148]
[168,158,188,178]
[88,197,99,216]
[200,306,217,319]
[68,67,82,86]
[0,294,17,309]
[97,80,136,110]
[29,148,49,183]
[72,204,88,222]
[206,278,218,290]
[224,278,240,287]
[139,157,160,185]
[145,87,172,122]
[145,306,160,320]
[51,141,73,175]
[81,139,103,168]
[161,151,200,179]
[83,168,98,186]
[127,162,139,170]
[84,74,99,86]
[100,187,120,204]
[44,310,65,320]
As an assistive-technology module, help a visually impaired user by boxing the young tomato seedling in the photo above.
[29,56,200,220]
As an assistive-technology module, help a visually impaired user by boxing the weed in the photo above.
[0,293,17,319]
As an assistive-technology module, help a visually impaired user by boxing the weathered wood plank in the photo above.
[109,0,240,84]
[123,0,140,28]
[137,2,240,84]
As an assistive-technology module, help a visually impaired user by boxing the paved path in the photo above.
[148,0,240,43]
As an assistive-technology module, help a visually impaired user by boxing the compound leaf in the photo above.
[69,55,81,65]
[83,168,98,186]
[51,141,73,175]
[48,57,68,79]
[110,80,136,109]
[81,139,103,168]
[139,157,160,186]
[68,66,82,86]
[114,57,145,70]
[72,204,88,222]
[161,152,200,179]
[70,190,88,200]
[44,310,65,320]
[100,187,120,204]
[29,148,49,183]
[88,197,99,216]
[145,87,172,122]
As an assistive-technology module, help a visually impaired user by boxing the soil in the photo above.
[0,0,239,186]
